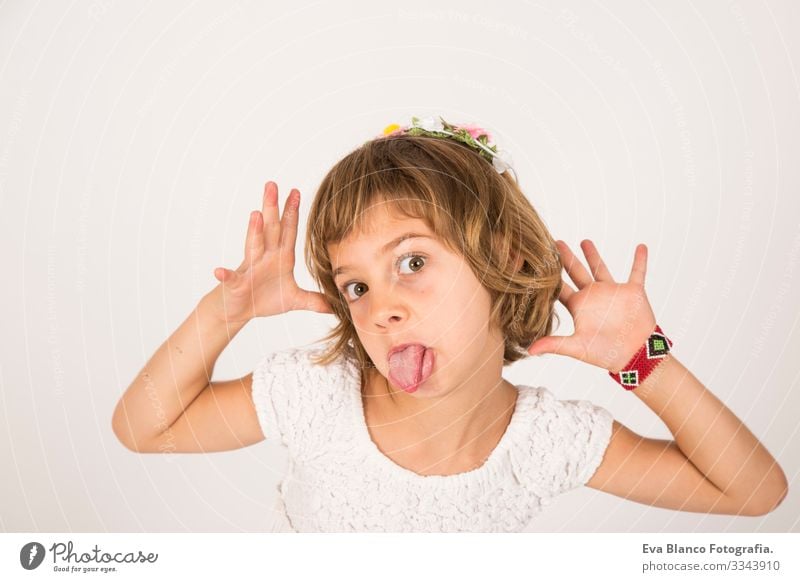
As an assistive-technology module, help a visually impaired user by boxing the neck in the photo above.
[365,356,519,462]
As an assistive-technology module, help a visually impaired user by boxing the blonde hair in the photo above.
[304,133,562,382]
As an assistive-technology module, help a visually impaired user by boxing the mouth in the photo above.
[387,342,430,358]
[386,343,435,393]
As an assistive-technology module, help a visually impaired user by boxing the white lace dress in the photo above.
[251,342,614,532]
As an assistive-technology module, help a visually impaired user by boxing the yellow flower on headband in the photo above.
[382,123,401,135]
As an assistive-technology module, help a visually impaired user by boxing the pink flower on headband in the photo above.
[457,124,492,141]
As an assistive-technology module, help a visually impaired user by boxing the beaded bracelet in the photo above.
[608,324,673,390]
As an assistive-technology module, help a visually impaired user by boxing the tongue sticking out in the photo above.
[388,344,434,393]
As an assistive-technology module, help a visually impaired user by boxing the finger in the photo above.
[242,210,262,270]
[580,239,615,282]
[557,277,575,304]
[278,188,300,250]
[556,240,593,288]
[263,181,281,250]
[306,291,333,313]
[627,243,648,286]
[293,289,334,314]
[527,334,584,360]
[214,267,237,284]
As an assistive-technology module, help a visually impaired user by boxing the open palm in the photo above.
[527,240,657,373]
[207,181,333,324]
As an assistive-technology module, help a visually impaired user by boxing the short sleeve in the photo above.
[250,347,304,451]
[249,342,346,459]
[526,387,614,496]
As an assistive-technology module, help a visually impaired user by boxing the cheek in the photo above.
[444,280,493,324]
[344,301,366,326]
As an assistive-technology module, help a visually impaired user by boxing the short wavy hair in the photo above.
[304,133,562,382]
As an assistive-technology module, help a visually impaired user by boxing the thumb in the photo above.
[294,290,335,314]
[214,267,237,284]
[527,335,582,359]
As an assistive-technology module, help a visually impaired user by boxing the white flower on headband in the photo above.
[416,116,445,133]
[379,115,515,175]
[492,149,513,173]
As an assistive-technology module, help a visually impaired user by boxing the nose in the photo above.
[368,281,408,329]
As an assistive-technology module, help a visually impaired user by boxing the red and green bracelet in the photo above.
[609,324,673,390]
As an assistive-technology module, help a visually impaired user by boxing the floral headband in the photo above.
[377,115,514,175]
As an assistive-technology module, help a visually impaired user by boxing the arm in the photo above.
[629,353,788,514]
[111,181,332,453]
[111,289,248,451]
[585,355,787,516]
[528,239,788,515]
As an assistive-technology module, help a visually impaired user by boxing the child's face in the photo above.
[327,201,506,398]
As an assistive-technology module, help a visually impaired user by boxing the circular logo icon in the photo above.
[20,542,46,570]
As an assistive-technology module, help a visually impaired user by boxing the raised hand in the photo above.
[207,181,334,324]
[526,240,657,373]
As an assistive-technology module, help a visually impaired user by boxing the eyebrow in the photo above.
[332,233,434,278]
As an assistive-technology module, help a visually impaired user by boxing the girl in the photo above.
[112,116,788,533]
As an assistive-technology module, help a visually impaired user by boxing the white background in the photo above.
[0,0,798,532]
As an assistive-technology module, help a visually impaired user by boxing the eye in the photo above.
[398,252,426,274]
[339,252,427,303]
[341,281,368,302]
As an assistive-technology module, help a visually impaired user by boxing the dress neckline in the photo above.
[344,356,526,483]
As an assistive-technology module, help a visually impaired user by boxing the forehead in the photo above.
[328,203,435,252]
[327,204,441,273]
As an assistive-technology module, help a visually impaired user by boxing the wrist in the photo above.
[608,324,673,390]
[200,287,252,331]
